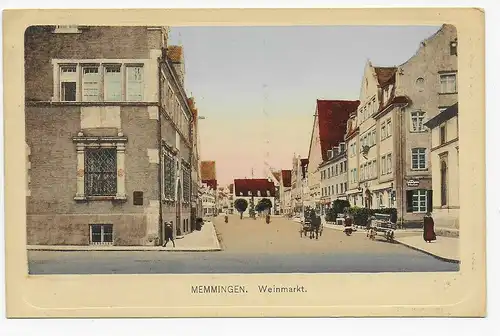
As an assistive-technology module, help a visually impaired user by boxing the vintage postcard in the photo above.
[3,8,486,317]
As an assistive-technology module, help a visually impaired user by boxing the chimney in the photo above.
[167,45,185,87]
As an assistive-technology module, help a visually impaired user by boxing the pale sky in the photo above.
[169,25,441,186]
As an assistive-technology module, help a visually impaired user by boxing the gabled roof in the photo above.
[374,67,397,87]
[424,103,458,129]
[281,170,292,188]
[314,100,360,161]
[202,179,217,191]
[234,179,276,197]
[200,161,216,180]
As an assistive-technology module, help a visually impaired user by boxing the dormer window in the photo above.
[267,190,271,197]
[450,40,458,56]
[239,192,243,196]
[248,191,252,196]
[257,190,261,197]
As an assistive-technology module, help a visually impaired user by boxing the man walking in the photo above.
[163,222,175,247]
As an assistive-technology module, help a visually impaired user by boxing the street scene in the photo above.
[25,24,460,274]
[28,214,458,274]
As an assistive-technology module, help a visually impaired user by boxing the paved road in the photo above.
[28,215,459,274]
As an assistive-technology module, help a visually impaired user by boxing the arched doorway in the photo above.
[440,160,448,206]
[176,180,181,236]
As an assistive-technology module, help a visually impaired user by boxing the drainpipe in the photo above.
[399,101,409,229]
[157,55,164,246]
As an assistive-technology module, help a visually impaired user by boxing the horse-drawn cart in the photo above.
[299,215,323,239]
[367,213,396,242]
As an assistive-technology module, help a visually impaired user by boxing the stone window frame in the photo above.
[410,110,427,133]
[51,59,147,103]
[439,72,458,94]
[412,189,428,213]
[73,133,127,202]
[89,224,114,245]
[411,148,428,171]
[386,153,393,174]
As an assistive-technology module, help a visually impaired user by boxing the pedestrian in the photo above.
[423,212,436,243]
[367,216,376,240]
[163,222,176,247]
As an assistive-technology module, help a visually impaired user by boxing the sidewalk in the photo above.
[27,221,222,252]
[394,235,459,263]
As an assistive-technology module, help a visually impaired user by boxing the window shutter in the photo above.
[427,189,433,212]
[406,190,413,213]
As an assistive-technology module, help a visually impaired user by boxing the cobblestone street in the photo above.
[28,215,459,274]
[215,214,417,254]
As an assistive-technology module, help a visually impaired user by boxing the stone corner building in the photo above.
[25,25,200,246]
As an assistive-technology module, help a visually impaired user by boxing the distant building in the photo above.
[306,99,360,212]
[200,183,216,217]
[424,103,459,234]
[318,143,348,214]
[233,179,276,217]
[200,160,218,212]
[25,25,198,246]
[279,170,292,215]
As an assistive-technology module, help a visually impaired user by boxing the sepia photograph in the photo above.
[25,24,460,275]
[3,7,486,318]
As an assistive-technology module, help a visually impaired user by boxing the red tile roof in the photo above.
[202,179,217,191]
[281,170,292,188]
[316,100,360,161]
[200,161,216,180]
[167,45,183,63]
[234,179,276,197]
[374,67,397,87]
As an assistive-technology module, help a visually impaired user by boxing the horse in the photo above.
[308,210,321,240]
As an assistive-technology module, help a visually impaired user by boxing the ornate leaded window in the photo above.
[85,148,117,196]
[182,165,190,202]
[163,151,176,199]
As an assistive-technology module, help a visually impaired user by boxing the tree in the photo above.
[332,199,351,220]
[248,198,256,219]
[234,198,248,219]
[257,198,273,214]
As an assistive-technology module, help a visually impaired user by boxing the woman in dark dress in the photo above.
[423,212,437,243]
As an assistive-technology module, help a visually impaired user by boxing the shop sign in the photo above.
[406,179,420,187]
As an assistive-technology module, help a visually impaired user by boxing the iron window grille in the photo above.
[85,148,117,196]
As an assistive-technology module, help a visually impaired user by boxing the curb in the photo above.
[394,240,460,264]
[209,223,223,251]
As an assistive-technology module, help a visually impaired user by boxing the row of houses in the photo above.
[25,25,206,246]
[277,24,459,231]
